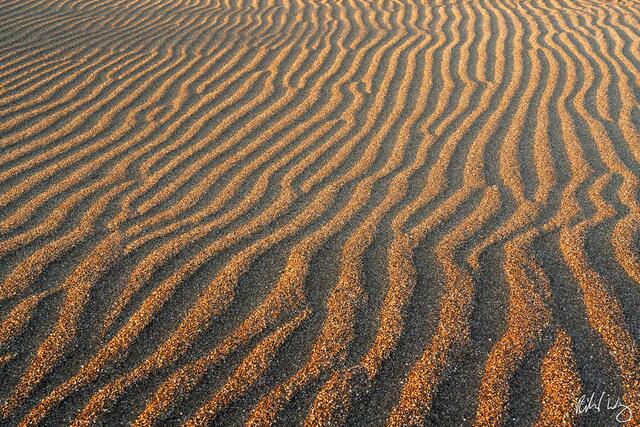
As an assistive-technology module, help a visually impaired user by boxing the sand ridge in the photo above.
[0,0,639,425]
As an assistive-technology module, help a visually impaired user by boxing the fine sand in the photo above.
[0,0,639,425]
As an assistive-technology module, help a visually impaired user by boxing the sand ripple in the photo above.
[0,0,639,425]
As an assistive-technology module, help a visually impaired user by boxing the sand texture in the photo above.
[0,0,639,425]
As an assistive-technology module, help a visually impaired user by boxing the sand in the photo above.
[0,0,639,425]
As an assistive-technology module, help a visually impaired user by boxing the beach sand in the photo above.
[0,0,639,425]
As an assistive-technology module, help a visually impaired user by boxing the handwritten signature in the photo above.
[575,392,632,423]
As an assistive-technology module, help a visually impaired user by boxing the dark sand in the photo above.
[0,0,639,425]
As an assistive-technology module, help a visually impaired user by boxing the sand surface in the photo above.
[0,0,639,425]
